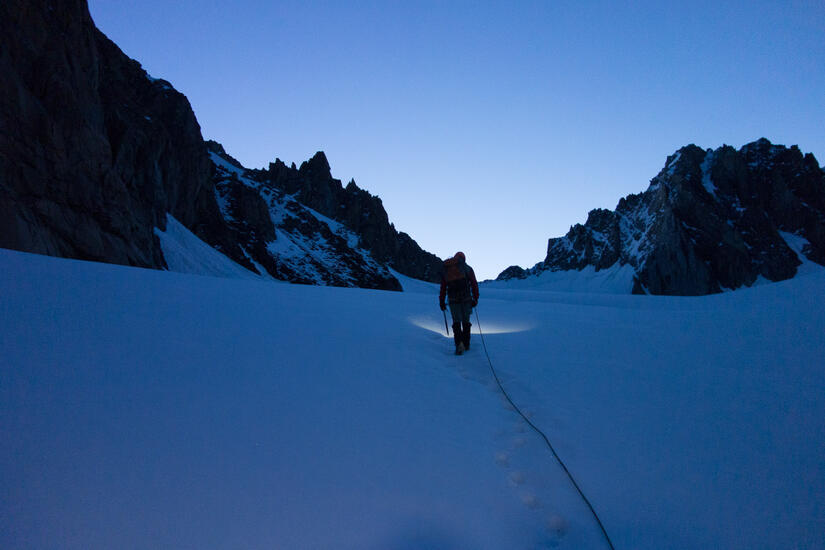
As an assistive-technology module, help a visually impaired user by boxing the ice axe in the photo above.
[442,308,450,336]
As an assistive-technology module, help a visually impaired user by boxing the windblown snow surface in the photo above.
[2,245,824,549]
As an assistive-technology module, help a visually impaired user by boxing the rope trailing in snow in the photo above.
[474,308,616,550]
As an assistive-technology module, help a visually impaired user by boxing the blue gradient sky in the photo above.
[89,1,824,280]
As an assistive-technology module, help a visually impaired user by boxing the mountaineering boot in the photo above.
[452,322,464,355]
[462,321,472,350]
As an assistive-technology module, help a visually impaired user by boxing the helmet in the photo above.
[454,251,466,262]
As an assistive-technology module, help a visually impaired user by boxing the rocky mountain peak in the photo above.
[499,139,825,295]
[299,151,332,180]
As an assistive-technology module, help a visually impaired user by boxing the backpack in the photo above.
[443,258,470,301]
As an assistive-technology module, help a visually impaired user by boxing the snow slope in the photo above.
[154,214,266,280]
[2,247,824,549]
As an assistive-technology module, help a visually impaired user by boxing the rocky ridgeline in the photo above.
[207,142,442,290]
[0,0,440,290]
[498,139,825,295]
[248,148,442,283]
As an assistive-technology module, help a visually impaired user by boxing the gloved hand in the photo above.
[471,299,478,308]
[440,302,446,311]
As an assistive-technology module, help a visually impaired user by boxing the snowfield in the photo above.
[2,247,824,549]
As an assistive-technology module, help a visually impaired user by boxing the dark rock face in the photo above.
[498,139,825,295]
[0,0,242,269]
[1,0,440,291]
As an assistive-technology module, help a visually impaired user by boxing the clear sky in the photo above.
[88,1,824,280]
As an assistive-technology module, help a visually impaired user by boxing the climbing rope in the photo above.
[474,308,616,550]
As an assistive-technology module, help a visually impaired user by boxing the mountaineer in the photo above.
[439,252,479,355]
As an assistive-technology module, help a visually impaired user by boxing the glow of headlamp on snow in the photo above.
[408,316,532,336]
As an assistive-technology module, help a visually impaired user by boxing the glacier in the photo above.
[1,246,824,549]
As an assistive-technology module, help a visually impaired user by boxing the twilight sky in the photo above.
[88,1,825,280]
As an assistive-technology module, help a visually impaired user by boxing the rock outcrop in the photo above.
[498,139,825,295]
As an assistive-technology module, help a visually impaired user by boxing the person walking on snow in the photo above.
[439,252,480,355]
